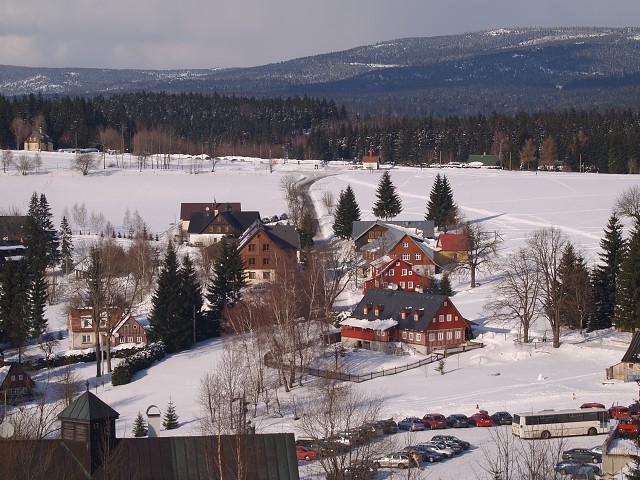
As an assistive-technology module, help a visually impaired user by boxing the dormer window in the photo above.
[400,310,406,320]
[413,311,420,321]
[374,307,379,316]
[363,305,369,315]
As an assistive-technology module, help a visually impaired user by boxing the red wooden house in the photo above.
[363,255,433,293]
[340,288,472,355]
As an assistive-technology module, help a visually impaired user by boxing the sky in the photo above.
[0,0,638,70]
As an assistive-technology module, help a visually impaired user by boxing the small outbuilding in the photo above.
[607,331,640,381]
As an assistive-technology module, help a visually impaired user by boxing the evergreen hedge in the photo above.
[111,342,166,386]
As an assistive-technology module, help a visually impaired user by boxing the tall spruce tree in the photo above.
[149,242,183,353]
[206,239,246,322]
[177,253,202,347]
[372,171,402,220]
[60,216,74,274]
[332,185,361,239]
[588,213,625,331]
[163,398,179,430]
[299,209,316,250]
[426,174,455,230]
[0,259,31,361]
[557,243,590,331]
[615,220,640,332]
[29,272,48,337]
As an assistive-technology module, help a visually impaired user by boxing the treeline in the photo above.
[2,91,640,172]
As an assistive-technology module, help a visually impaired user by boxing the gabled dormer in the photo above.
[363,303,373,315]
[413,308,424,321]
[373,304,384,316]
[400,306,412,320]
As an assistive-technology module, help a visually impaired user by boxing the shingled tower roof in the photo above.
[58,390,120,422]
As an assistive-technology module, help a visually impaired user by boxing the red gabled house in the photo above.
[0,358,36,404]
[340,288,472,355]
[363,255,433,293]
[68,308,148,351]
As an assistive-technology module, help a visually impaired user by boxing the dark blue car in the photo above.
[555,459,601,476]
[446,414,470,428]
[403,445,444,462]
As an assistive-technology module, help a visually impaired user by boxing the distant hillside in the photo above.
[2,27,640,116]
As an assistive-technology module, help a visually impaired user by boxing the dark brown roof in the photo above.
[180,202,241,222]
[621,332,640,363]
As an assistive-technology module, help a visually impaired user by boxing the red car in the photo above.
[296,445,319,461]
[580,402,606,409]
[618,417,639,436]
[609,406,632,419]
[469,413,494,427]
[422,413,448,429]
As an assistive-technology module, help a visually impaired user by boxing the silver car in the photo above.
[373,452,417,469]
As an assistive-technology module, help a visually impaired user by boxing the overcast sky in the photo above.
[1,0,638,70]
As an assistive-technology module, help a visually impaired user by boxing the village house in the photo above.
[362,147,380,170]
[436,233,469,265]
[187,208,260,246]
[67,308,147,350]
[24,126,54,151]
[363,255,433,293]
[340,288,472,355]
[607,331,640,381]
[179,202,241,235]
[352,219,435,250]
[237,220,301,285]
[0,356,36,404]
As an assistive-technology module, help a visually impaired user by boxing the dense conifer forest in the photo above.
[1,92,640,173]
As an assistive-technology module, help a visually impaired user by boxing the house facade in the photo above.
[340,288,471,355]
[352,220,435,250]
[607,332,640,381]
[436,233,469,264]
[0,359,36,404]
[238,220,301,285]
[362,148,380,170]
[68,308,147,350]
[24,127,53,151]
[363,255,433,293]
[368,233,437,278]
[187,209,260,245]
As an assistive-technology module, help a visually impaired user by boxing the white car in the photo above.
[373,452,417,469]
[419,442,455,458]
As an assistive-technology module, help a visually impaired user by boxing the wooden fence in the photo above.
[264,341,483,383]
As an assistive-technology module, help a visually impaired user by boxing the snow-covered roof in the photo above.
[0,365,10,385]
[340,317,398,330]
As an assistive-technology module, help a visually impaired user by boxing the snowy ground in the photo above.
[2,152,640,479]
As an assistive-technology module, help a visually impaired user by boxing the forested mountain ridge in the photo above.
[1,27,640,116]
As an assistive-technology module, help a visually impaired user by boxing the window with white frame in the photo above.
[416,333,422,341]
[389,269,394,276]
[408,281,414,289]
[400,311,406,319]
[82,317,92,328]
[82,334,92,343]
[455,331,461,339]
[128,336,134,343]
[414,253,422,261]
[400,282,405,289]
[446,331,453,340]
[137,336,143,342]
[439,315,444,322]
[437,332,444,341]
[408,270,413,275]
[409,332,414,340]
[402,254,410,261]
[402,242,409,248]
[402,331,407,339]
[447,314,452,322]
[402,269,408,276]
[429,333,435,342]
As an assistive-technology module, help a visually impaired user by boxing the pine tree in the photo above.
[588,213,625,331]
[332,185,361,239]
[29,272,48,337]
[299,209,316,250]
[177,253,202,347]
[557,243,590,331]
[615,221,640,332]
[149,242,183,352]
[372,171,402,220]
[163,398,179,430]
[38,193,60,268]
[0,259,31,361]
[206,239,246,321]
[132,411,148,437]
[438,273,453,296]
[60,216,74,274]
[426,174,455,230]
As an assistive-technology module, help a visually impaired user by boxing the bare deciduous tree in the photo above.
[71,153,98,175]
[72,203,88,233]
[14,154,36,175]
[280,173,304,227]
[1,150,13,173]
[484,247,540,343]
[11,117,28,150]
[526,227,568,348]
[456,222,503,288]
[614,185,640,223]
[321,190,335,215]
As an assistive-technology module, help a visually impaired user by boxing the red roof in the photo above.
[437,233,468,252]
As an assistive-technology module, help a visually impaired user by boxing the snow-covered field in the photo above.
[2,151,640,479]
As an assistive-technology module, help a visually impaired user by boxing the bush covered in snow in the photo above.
[112,342,166,386]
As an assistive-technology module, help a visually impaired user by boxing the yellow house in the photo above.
[24,127,53,151]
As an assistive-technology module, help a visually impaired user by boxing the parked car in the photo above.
[398,417,426,431]
[446,414,470,428]
[419,441,456,458]
[590,445,603,456]
[618,417,639,436]
[436,439,464,454]
[491,411,513,425]
[629,403,640,415]
[562,448,602,464]
[570,465,601,479]
[469,413,494,427]
[359,423,383,440]
[422,413,448,429]
[375,419,399,434]
[608,405,632,419]
[431,434,471,450]
[373,452,417,469]
[403,445,444,463]
[326,461,378,480]
[580,403,606,409]
[296,445,319,461]
[555,459,601,476]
